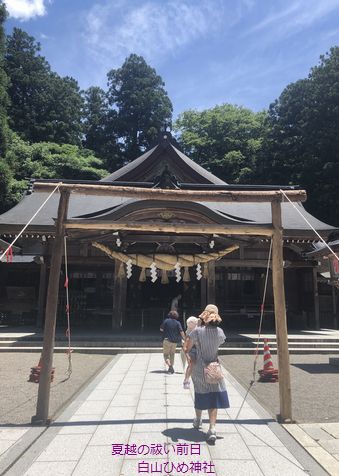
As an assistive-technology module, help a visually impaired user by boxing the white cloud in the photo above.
[83,0,238,68]
[5,0,49,21]
[245,0,339,38]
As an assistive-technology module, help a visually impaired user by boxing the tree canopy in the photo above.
[175,104,266,184]
[107,54,173,161]
[83,86,122,170]
[264,46,339,225]
[6,132,108,181]
[0,2,8,157]
[0,130,109,213]
[5,28,83,145]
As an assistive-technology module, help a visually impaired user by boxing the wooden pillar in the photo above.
[271,200,292,422]
[207,260,215,304]
[313,268,320,330]
[332,286,338,329]
[32,190,70,424]
[36,260,47,329]
[120,274,127,328]
[201,277,207,309]
[112,260,121,329]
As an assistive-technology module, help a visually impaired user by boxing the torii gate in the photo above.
[31,182,307,425]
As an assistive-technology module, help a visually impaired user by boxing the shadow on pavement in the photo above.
[291,363,339,374]
[163,427,206,442]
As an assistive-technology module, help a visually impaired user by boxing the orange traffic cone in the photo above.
[258,339,278,382]
[28,356,55,383]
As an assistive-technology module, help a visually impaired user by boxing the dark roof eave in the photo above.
[0,224,56,234]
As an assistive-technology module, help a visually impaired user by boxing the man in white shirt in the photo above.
[170,294,182,312]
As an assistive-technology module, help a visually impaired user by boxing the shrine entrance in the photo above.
[27,182,306,424]
[125,270,201,330]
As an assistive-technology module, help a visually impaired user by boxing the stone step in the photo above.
[1,334,339,342]
[1,346,339,354]
[1,339,339,349]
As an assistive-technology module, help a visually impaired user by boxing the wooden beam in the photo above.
[33,182,307,203]
[32,190,70,425]
[216,259,317,268]
[65,221,274,236]
[112,234,212,244]
[271,200,292,423]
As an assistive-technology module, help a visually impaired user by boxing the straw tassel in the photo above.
[203,263,209,278]
[139,267,146,282]
[161,269,169,284]
[183,267,190,282]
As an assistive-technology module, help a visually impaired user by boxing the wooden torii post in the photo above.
[32,183,306,424]
[32,189,70,424]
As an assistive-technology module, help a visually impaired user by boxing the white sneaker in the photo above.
[193,418,202,429]
[206,429,217,444]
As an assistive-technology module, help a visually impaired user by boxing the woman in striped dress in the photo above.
[185,304,229,444]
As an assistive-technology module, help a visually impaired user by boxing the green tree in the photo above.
[107,54,173,161]
[175,104,266,183]
[0,2,10,212]
[47,74,84,145]
[0,131,109,213]
[5,28,83,145]
[83,86,121,170]
[264,47,339,225]
[83,86,109,154]
[6,132,108,181]
[0,2,8,157]
[0,159,12,213]
[5,28,52,141]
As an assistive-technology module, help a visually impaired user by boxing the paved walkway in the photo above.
[285,423,339,475]
[1,353,328,476]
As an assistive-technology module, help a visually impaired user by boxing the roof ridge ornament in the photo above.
[153,165,179,189]
[159,130,172,143]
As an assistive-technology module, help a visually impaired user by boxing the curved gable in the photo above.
[101,133,227,185]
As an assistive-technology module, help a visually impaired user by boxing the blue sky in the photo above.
[4,0,339,119]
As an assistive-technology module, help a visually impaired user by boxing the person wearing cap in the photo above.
[185,304,230,444]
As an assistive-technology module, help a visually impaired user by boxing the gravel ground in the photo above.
[2,351,337,425]
[220,354,339,423]
[0,352,112,425]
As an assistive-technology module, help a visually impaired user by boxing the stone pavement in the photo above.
[285,423,339,475]
[1,353,328,476]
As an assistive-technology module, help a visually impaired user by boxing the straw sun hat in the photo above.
[199,304,222,324]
